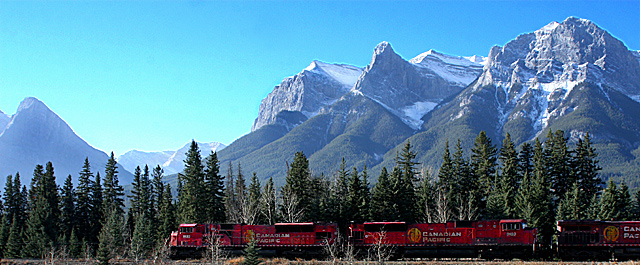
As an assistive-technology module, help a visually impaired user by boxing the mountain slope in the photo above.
[0,97,133,185]
[0,110,9,133]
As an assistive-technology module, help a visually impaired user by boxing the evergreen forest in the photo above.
[0,130,638,262]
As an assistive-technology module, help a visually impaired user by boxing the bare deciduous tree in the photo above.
[434,188,451,223]
[368,230,394,265]
[206,235,229,265]
[279,192,304,223]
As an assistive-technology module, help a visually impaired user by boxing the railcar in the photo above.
[169,222,338,259]
[349,219,538,259]
[557,220,640,260]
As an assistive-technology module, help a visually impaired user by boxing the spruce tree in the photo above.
[97,207,124,265]
[76,158,94,242]
[370,167,394,221]
[158,184,176,246]
[546,130,573,200]
[599,179,618,220]
[573,133,603,211]
[178,140,205,223]
[280,151,311,222]
[204,151,226,223]
[417,171,435,223]
[248,173,262,224]
[617,182,633,220]
[90,172,104,244]
[103,152,125,217]
[224,161,236,222]
[5,216,23,258]
[60,174,76,240]
[452,139,476,220]
[498,133,520,217]
[470,131,497,198]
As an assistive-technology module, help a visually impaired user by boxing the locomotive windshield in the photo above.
[180,227,194,233]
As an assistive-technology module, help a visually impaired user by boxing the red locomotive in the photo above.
[349,219,538,259]
[169,222,338,259]
[557,220,640,260]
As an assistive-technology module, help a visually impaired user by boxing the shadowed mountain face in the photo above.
[0,97,133,185]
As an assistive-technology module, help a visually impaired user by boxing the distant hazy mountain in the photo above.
[220,17,640,186]
[118,141,226,175]
[0,97,133,185]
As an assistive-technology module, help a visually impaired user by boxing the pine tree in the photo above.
[158,184,176,245]
[617,182,633,220]
[76,158,94,242]
[396,141,420,222]
[90,172,104,244]
[470,131,497,198]
[280,151,311,222]
[530,138,555,249]
[546,130,573,200]
[599,179,618,220]
[97,207,124,265]
[5,216,23,258]
[556,182,587,220]
[130,211,153,260]
[243,239,261,265]
[178,140,205,223]
[498,133,520,218]
[60,175,76,240]
[103,152,125,218]
[247,173,262,225]
[204,151,226,223]
[23,162,61,257]
[573,133,603,211]
[370,167,394,221]
[224,161,235,222]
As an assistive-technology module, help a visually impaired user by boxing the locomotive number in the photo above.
[506,232,516,237]
[183,235,190,238]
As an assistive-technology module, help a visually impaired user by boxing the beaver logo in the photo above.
[244,230,255,242]
[604,226,619,242]
[408,228,421,243]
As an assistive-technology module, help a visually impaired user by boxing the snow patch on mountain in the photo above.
[533,80,580,131]
[401,101,439,129]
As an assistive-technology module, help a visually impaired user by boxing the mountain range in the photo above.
[216,17,640,186]
[117,141,226,176]
[2,17,639,188]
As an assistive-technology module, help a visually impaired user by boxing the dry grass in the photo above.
[2,259,640,265]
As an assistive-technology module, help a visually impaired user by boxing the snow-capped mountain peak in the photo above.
[117,141,226,175]
[303,60,363,88]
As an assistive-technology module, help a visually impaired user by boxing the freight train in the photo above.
[168,219,640,260]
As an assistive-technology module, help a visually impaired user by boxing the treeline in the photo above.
[0,153,176,263]
[0,130,638,262]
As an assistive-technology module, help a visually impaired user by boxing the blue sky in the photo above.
[1,1,639,156]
